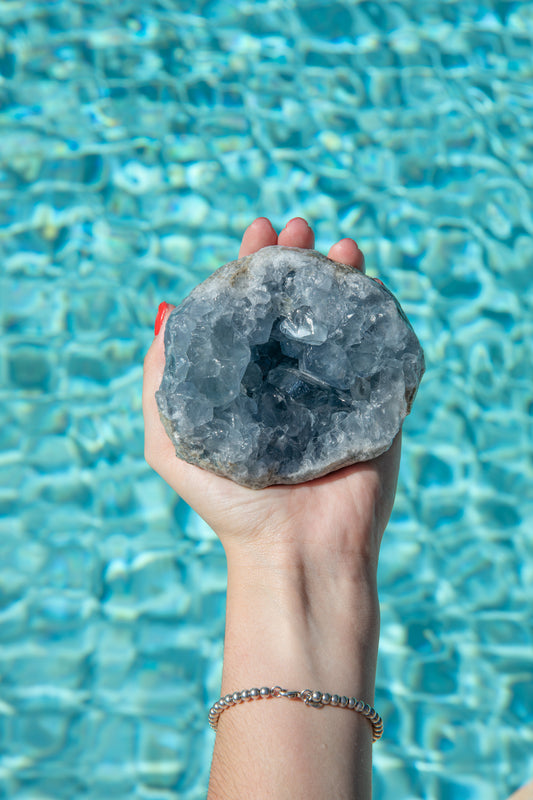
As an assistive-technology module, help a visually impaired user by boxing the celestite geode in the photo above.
[156,246,424,488]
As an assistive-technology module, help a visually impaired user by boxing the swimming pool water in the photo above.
[1,1,532,798]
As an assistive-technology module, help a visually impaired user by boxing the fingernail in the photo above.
[154,302,170,336]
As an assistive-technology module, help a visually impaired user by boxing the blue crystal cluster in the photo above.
[156,247,424,488]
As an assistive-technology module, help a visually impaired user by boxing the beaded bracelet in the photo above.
[208,685,383,742]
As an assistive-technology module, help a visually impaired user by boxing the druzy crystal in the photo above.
[156,246,424,488]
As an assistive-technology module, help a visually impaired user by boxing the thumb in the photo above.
[143,302,175,468]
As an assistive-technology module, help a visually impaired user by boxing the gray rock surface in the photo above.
[156,246,425,488]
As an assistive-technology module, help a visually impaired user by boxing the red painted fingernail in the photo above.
[374,278,385,287]
[154,302,170,336]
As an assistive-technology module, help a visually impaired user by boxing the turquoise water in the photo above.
[1,1,532,798]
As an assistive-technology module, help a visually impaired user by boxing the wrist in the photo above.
[209,524,380,800]
[221,511,381,589]
[220,528,380,701]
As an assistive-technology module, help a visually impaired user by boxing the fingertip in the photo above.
[282,216,311,229]
[328,238,365,272]
[145,302,175,373]
[239,217,278,257]
[278,217,315,249]
[154,301,171,336]
[251,216,276,229]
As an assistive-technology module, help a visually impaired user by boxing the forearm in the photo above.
[208,536,381,800]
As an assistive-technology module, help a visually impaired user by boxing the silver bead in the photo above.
[233,691,242,704]
[363,703,370,715]
[250,688,260,698]
[348,697,356,709]
[260,686,271,698]
[339,696,348,707]
[312,691,322,704]
[355,700,364,712]
[331,694,340,706]
[241,690,251,701]
[224,694,233,705]
[322,693,331,705]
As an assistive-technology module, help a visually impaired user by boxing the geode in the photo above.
[156,246,424,489]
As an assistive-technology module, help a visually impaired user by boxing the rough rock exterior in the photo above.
[156,246,425,488]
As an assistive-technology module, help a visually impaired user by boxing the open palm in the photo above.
[143,217,401,566]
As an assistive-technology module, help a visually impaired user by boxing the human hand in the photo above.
[145,217,400,798]
[143,217,401,574]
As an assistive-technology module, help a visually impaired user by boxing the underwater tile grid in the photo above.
[0,1,532,798]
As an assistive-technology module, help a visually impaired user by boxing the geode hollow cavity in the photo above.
[156,246,424,489]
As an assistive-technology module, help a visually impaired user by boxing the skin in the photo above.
[507,782,533,800]
[143,217,529,799]
[143,217,399,566]
[144,216,398,799]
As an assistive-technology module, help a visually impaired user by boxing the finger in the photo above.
[239,217,278,257]
[143,303,178,469]
[328,238,365,273]
[277,217,315,249]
